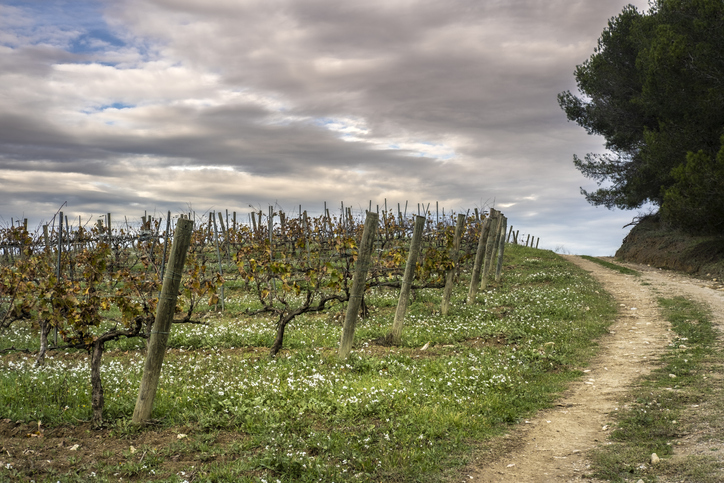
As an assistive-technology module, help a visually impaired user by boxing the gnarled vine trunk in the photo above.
[35,319,52,367]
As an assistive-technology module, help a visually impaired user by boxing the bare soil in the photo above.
[460,255,724,483]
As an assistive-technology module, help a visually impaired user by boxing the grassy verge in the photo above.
[580,255,640,276]
[589,296,724,482]
[0,246,618,482]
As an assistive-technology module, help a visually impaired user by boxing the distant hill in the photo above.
[616,214,724,280]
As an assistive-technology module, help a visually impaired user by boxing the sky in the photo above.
[0,0,652,255]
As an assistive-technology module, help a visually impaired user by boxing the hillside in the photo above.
[615,214,724,280]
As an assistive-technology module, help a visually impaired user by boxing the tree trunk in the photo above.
[270,307,304,357]
[35,319,52,367]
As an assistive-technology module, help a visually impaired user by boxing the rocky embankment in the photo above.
[616,215,724,283]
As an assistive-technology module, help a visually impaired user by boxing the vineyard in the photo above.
[0,205,611,483]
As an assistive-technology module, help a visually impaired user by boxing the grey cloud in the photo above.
[0,0,650,254]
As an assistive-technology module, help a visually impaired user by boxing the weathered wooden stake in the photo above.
[389,215,425,343]
[467,217,491,304]
[481,209,501,290]
[217,212,226,238]
[338,212,378,359]
[159,211,171,282]
[212,215,225,311]
[43,225,49,253]
[495,216,508,282]
[441,214,466,315]
[55,212,63,346]
[106,213,112,248]
[132,218,194,424]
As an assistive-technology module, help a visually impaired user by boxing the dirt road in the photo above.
[461,255,724,482]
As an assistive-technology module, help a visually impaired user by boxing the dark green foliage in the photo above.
[559,0,724,233]
[663,140,724,234]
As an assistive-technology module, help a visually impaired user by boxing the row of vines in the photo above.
[0,206,510,424]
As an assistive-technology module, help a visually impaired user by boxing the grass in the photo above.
[589,296,723,482]
[580,255,640,276]
[0,245,619,482]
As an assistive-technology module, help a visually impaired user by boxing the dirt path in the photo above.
[461,255,724,483]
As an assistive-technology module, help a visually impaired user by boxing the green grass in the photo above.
[580,255,640,276]
[0,246,619,482]
[589,296,723,482]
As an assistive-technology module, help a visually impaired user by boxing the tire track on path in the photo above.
[461,255,672,482]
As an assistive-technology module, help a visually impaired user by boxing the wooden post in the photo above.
[526,234,531,247]
[43,225,49,253]
[442,214,466,315]
[55,212,63,346]
[467,217,491,304]
[481,209,501,290]
[132,218,194,424]
[495,216,507,282]
[303,211,310,261]
[338,212,378,359]
[507,225,513,243]
[536,237,540,249]
[217,211,226,237]
[514,230,519,244]
[160,211,171,282]
[212,215,225,311]
[389,215,425,343]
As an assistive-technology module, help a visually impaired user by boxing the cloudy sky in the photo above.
[0,0,651,255]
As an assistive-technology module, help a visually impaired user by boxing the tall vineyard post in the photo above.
[132,218,194,424]
[388,215,425,344]
[441,213,466,316]
[467,216,491,304]
[495,216,508,282]
[480,209,501,291]
[338,211,378,359]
